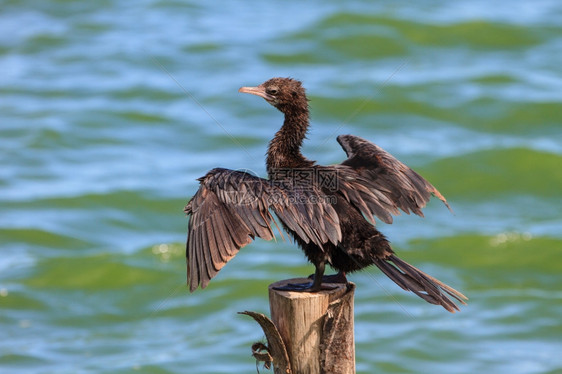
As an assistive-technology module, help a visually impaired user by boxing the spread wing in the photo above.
[333,134,451,224]
[185,168,341,292]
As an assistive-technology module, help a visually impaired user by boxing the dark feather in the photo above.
[185,167,342,292]
[185,77,465,313]
[335,134,452,223]
[374,254,467,313]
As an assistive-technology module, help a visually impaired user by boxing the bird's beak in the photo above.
[238,85,273,101]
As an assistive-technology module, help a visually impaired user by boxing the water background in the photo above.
[1,1,562,373]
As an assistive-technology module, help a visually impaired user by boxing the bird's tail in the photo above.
[374,254,468,313]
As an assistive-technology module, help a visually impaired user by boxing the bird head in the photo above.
[239,77,308,113]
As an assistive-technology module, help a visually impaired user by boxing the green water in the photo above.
[1,1,561,373]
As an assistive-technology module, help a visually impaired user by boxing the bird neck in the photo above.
[266,106,313,176]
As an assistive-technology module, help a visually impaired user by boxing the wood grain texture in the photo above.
[269,279,355,374]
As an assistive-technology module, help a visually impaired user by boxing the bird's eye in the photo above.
[266,87,278,96]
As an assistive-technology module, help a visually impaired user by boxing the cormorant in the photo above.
[185,77,467,312]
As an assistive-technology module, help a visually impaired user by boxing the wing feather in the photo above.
[185,168,342,292]
[210,208,230,266]
[334,134,451,224]
[207,214,224,272]
[196,220,210,289]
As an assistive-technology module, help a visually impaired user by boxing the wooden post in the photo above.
[268,278,356,374]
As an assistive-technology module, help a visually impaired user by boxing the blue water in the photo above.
[1,1,562,373]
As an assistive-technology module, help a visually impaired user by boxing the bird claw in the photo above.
[272,282,338,292]
[307,272,348,284]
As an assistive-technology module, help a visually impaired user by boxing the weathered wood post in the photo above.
[243,278,355,373]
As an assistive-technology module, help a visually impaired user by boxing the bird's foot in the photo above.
[272,281,338,292]
[308,272,348,284]
[273,272,347,292]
